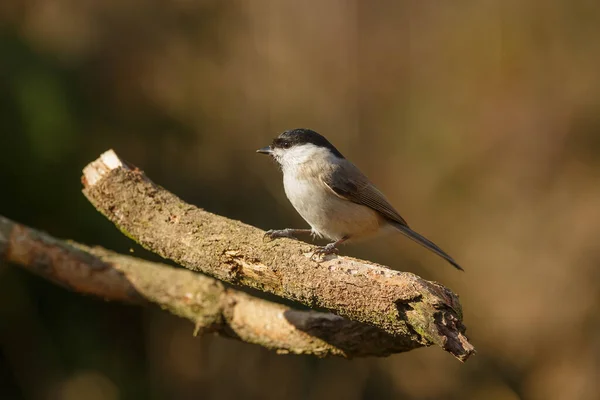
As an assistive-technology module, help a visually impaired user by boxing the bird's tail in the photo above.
[389,221,464,271]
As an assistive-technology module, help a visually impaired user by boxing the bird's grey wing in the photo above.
[320,163,409,227]
[321,162,463,270]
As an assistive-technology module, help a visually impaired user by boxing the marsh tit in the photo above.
[257,128,463,271]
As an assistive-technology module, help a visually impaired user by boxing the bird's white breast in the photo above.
[279,146,381,241]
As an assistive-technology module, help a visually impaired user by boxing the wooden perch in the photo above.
[0,215,422,358]
[81,150,475,361]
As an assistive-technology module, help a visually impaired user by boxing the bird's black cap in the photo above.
[271,128,345,158]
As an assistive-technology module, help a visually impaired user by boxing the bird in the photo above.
[256,128,463,271]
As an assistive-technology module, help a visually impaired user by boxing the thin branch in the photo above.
[81,150,475,361]
[0,215,423,358]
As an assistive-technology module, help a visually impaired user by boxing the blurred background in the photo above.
[2,1,600,399]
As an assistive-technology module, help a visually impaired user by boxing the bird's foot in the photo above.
[310,242,339,261]
[263,229,297,242]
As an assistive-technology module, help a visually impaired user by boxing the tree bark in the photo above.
[80,150,475,361]
[1,215,429,358]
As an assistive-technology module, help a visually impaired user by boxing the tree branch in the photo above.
[81,150,475,361]
[0,215,425,358]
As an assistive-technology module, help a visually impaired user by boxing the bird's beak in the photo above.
[256,146,272,155]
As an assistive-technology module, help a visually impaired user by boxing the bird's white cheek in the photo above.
[277,144,330,170]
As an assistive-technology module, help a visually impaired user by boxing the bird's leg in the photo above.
[263,228,312,242]
[311,236,349,261]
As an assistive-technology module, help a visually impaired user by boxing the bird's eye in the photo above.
[273,138,292,149]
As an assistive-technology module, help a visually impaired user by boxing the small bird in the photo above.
[257,128,463,271]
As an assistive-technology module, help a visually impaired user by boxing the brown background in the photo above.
[1,1,600,399]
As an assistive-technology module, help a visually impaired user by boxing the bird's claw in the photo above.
[310,243,339,261]
[263,229,294,242]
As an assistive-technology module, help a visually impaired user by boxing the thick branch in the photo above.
[0,215,419,358]
[81,150,475,361]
